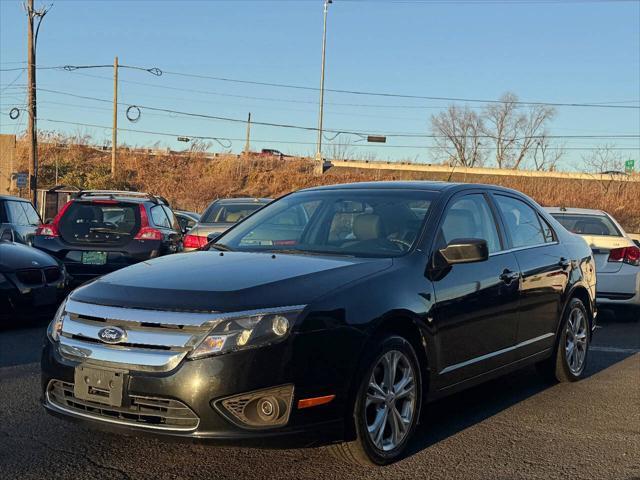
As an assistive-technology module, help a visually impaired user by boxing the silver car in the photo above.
[546,207,640,317]
[183,197,271,251]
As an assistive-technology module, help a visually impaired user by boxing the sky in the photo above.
[0,0,639,169]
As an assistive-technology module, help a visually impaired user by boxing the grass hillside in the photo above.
[14,139,640,232]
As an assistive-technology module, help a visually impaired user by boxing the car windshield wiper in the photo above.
[207,242,233,252]
[89,227,129,235]
[267,248,353,257]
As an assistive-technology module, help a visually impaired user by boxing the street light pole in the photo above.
[315,0,331,174]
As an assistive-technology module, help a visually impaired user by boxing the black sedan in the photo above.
[41,182,596,466]
[1,240,68,322]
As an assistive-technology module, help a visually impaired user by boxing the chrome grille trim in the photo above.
[62,315,198,349]
[46,380,199,432]
[64,298,222,327]
[58,336,188,372]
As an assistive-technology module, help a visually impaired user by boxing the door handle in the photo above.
[559,257,571,270]
[500,270,520,284]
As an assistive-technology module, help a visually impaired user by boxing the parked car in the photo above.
[174,210,201,233]
[183,197,271,250]
[547,207,639,318]
[1,238,68,322]
[42,182,596,466]
[32,190,183,284]
[0,195,42,244]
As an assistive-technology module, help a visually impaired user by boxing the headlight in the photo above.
[189,307,304,359]
[47,299,67,342]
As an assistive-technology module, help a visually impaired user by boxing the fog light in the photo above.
[217,385,294,429]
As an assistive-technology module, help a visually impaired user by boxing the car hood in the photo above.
[0,241,59,272]
[70,251,393,312]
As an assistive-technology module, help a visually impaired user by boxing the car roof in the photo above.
[0,195,31,202]
[215,197,271,204]
[544,207,607,216]
[300,180,523,196]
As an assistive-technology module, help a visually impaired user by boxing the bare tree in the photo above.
[327,136,354,161]
[483,92,556,169]
[582,144,630,195]
[532,136,565,171]
[431,105,485,167]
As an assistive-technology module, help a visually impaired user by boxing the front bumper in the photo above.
[40,336,348,448]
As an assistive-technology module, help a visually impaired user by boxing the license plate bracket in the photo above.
[81,251,108,265]
[73,365,126,407]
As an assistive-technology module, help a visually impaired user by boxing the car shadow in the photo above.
[404,316,638,458]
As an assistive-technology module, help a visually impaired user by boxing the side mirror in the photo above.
[438,238,489,265]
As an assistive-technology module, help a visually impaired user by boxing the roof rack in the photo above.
[73,190,166,205]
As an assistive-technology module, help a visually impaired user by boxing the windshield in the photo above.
[201,202,265,224]
[551,213,622,237]
[215,189,437,257]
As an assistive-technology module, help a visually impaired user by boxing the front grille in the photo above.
[58,299,220,372]
[47,380,199,431]
[15,268,44,286]
[44,267,62,283]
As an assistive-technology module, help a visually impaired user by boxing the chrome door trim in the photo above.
[440,332,555,375]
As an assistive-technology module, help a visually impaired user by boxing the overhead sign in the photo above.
[625,159,635,173]
[12,172,28,189]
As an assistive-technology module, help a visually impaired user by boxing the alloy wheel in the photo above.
[365,350,416,452]
[565,307,588,375]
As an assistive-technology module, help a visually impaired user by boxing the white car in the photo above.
[546,207,639,318]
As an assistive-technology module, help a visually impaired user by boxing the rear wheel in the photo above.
[329,336,422,466]
[537,298,590,382]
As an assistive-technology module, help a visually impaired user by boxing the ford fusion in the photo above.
[42,182,597,466]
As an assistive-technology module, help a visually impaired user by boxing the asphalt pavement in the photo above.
[0,312,638,480]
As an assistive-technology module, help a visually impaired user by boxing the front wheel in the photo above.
[537,298,591,382]
[329,336,422,466]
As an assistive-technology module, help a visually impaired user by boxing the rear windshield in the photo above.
[551,214,622,237]
[201,202,264,224]
[59,201,140,243]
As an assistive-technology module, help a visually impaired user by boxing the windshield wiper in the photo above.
[207,242,233,252]
[89,227,129,235]
[268,248,352,257]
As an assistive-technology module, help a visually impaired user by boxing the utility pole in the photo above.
[244,112,252,155]
[315,0,332,175]
[111,56,118,179]
[26,0,37,205]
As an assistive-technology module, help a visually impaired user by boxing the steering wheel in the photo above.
[388,237,412,251]
[102,221,118,229]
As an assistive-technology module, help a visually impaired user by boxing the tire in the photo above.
[537,298,591,383]
[328,335,422,466]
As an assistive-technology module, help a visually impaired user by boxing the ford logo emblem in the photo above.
[97,327,127,344]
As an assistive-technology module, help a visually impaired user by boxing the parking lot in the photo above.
[0,312,638,480]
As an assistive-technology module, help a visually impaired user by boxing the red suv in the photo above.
[32,191,183,284]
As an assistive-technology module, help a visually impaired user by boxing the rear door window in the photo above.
[494,195,546,248]
[150,205,172,228]
[59,202,139,244]
[161,206,179,231]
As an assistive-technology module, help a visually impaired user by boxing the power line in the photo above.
[22,117,640,151]
[12,87,640,141]
[5,63,640,109]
